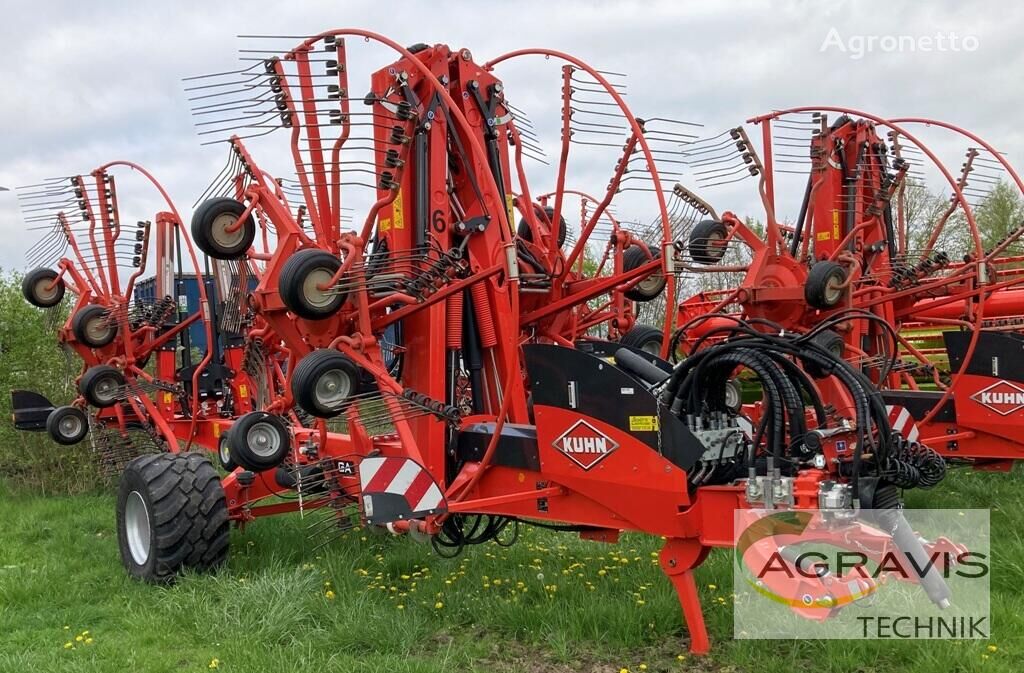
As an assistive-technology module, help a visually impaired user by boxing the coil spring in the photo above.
[446,293,464,350]
[470,282,497,348]
[880,434,946,489]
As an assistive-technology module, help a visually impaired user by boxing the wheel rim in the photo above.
[707,231,726,260]
[219,439,231,465]
[302,267,337,309]
[823,273,844,305]
[58,413,83,439]
[93,375,120,404]
[637,272,664,295]
[34,277,58,303]
[315,368,353,409]
[125,491,151,566]
[640,339,661,355]
[247,421,282,458]
[210,212,246,249]
[85,314,114,343]
[725,382,741,410]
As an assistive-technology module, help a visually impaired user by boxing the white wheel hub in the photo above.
[125,490,152,566]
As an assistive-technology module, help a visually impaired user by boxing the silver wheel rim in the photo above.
[641,340,661,355]
[34,277,58,302]
[707,232,725,260]
[210,212,246,249]
[637,272,664,295]
[725,382,740,410]
[93,375,120,404]
[247,421,282,458]
[85,314,114,343]
[824,274,844,304]
[219,439,231,465]
[302,267,336,309]
[58,413,83,439]
[125,491,151,566]
[315,368,353,409]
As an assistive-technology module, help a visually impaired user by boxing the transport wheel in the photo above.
[217,435,237,472]
[227,412,291,472]
[802,329,846,379]
[117,453,228,583]
[687,219,730,265]
[22,268,65,307]
[72,304,117,347]
[805,260,847,309]
[278,249,347,320]
[46,405,89,445]
[79,365,125,408]
[619,324,663,355]
[191,197,256,260]
[517,205,568,248]
[622,246,666,302]
[291,349,360,418]
[724,378,743,413]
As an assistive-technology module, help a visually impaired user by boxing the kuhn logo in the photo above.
[971,380,1024,416]
[553,420,619,470]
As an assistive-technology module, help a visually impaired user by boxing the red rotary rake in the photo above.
[668,108,1024,470]
[12,31,976,654]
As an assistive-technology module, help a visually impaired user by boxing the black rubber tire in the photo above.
[46,405,89,445]
[227,411,291,472]
[22,268,65,308]
[517,205,568,248]
[802,329,845,379]
[278,249,347,320]
[619,324,664,355]
[191,197,256,260]
[72,304,117,348]
[117,453,229,583]
[622,246,666,302]
[805,260,847,309]
[687,220,730,265]
[79,365,125,408]
[217,435,237,472]
[290,348,360,418]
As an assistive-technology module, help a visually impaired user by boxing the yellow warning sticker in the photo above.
[379,217,391,233]
[392,190,405,230]
[505,193,516,231]
[629,415,659,432]
[238,384,248,398]
[816,231,831,241]
[213,424,221,438]
[162,392,173,405]
[832,210,840,226]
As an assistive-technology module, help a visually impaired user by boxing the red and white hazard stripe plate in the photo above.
[358,456,447,525]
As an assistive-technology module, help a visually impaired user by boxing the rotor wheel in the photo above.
[687,220,730,265]
[805,261,848,309]
[79,365,125,408]
[22,268,65,308]
[802,329,846,379]
[227,412,291,472]
[46,405,89,445]
[517,204,568,248]
[72,304,117,348]
[278,249,347,320]
[622,246,666,302]
[618,324,663,355]
[290,348,360,418]
[191,197,256,260]
[217,436,237,472]
[117,453,229,583]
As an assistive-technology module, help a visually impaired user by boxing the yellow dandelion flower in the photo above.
[987,645,998,652]
[325,590,336,600]
[397,604,405,610]
[677,654,686,661]
[708,584,717,590]
[63,642,73,649]
[85,638,93,645]
[63,626,70,630]
[75,636,84,642]
[435,602,444,609]
[598,569,607,576]
[639,665,648,671]
[209,658,221,669]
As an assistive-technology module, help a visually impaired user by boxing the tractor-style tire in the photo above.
[291,348,360,418]
[117,453,229,583]
[72,304,117,348]
[278,249,347,320]
[687,220,729,265]
[191,197,256,260]
[217,436,237,472]
[619,324,664,355]
[802,329,846,379]
[517,204,568,248]
[46,405,89,445]
[622,246,666,302]
[805,260,847,309]
[22,268,65,308]
[227,412,291,472]
[79,365,125,408]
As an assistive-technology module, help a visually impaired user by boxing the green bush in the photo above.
[0,269,106,494]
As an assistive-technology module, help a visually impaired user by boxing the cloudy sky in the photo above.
[1,0,1020,271]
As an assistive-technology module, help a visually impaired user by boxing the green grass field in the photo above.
[1,466,1023,673]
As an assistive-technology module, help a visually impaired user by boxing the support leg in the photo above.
[660,537,712,655]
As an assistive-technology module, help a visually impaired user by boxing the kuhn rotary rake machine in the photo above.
[669,108,1024,469]
[13,162,264,470]
[11,31,975,654]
